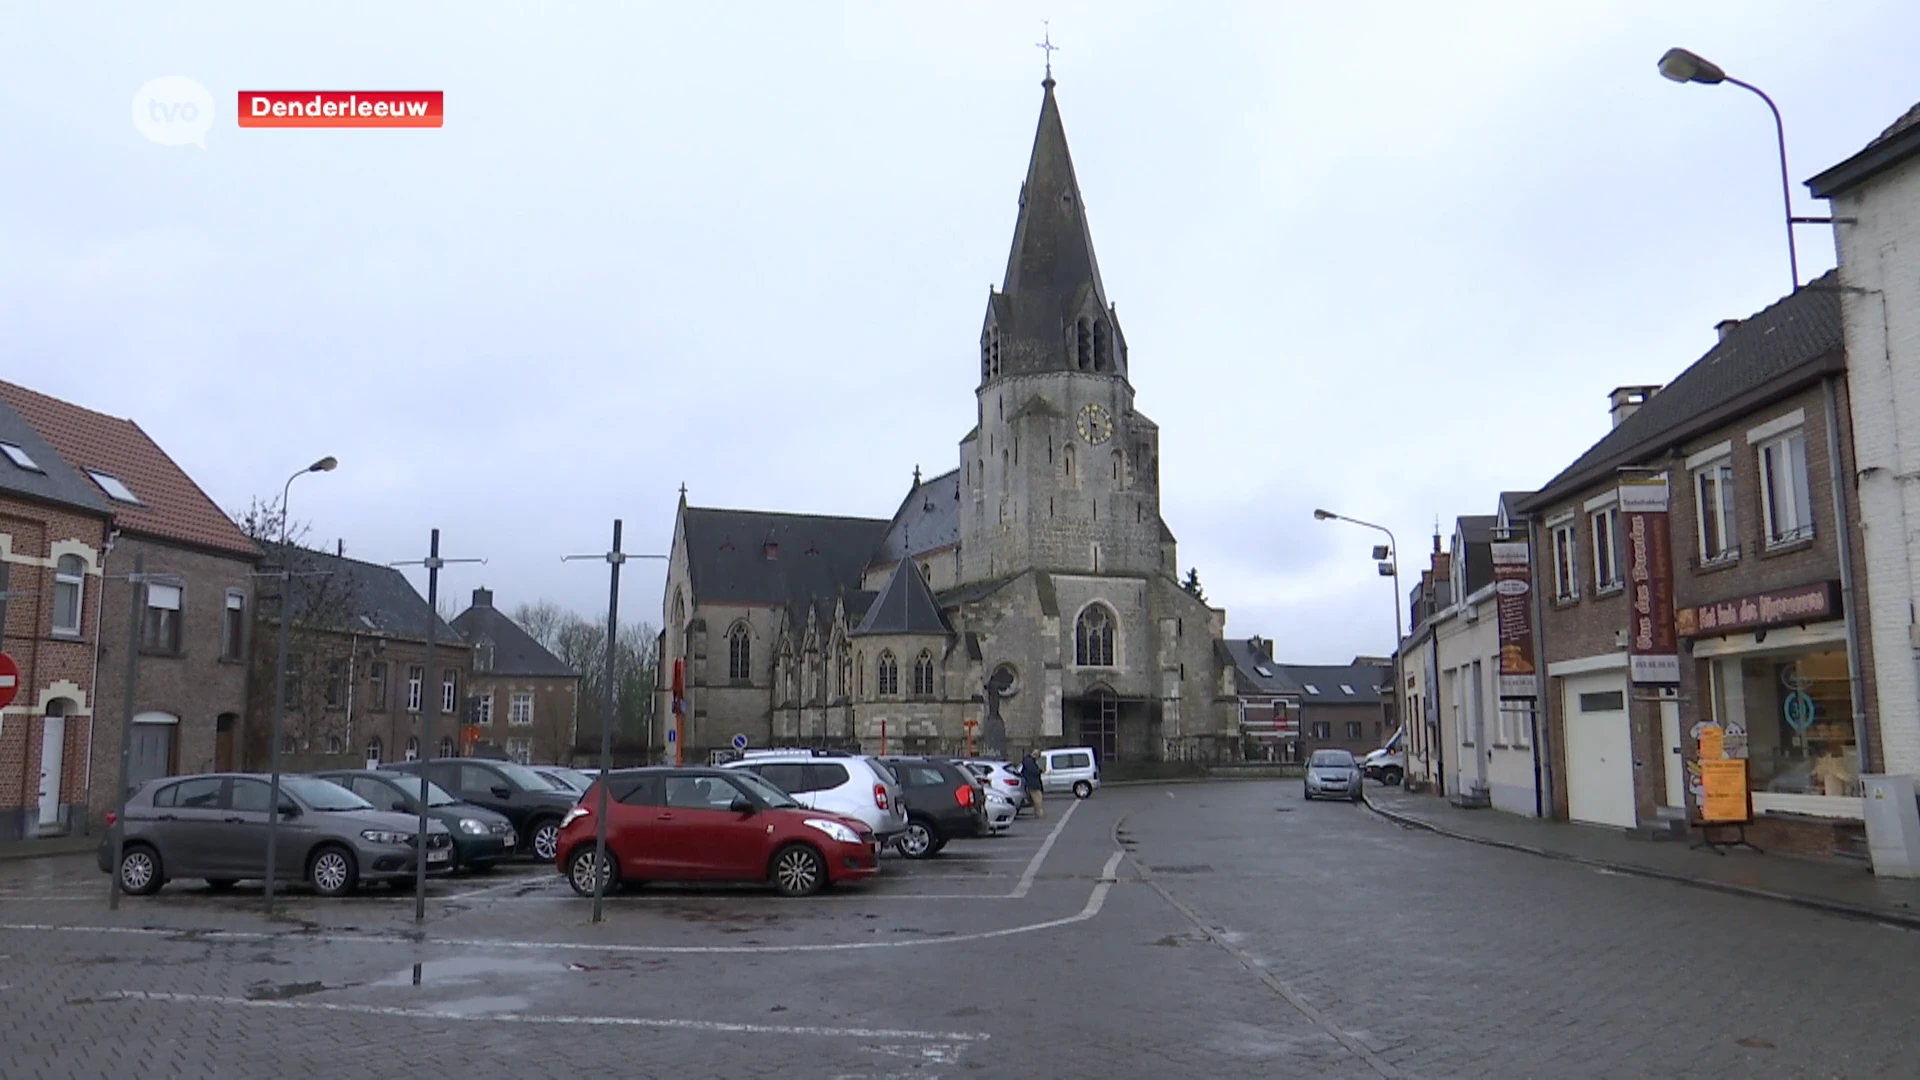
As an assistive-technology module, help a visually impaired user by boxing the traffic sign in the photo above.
[0,651,18,711]
[666,728,677,743]
[732,734,748,751]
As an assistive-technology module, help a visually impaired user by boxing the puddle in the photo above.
[246,980,329,1001]
[431,994,532,1017]
[375,954,572,987]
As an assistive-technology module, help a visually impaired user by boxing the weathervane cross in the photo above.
[1036,20,1059,79]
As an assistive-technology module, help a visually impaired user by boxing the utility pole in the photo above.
[391,529,485,925]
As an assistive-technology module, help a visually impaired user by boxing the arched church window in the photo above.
[1076,317,1093,370]
[1075,604,1116,667]
[878,651,899,697]
[1093,319,1112,372]
[856,651,865,697]
[671,590,686,632]
[912,651,935,697]
[727,623,752,680]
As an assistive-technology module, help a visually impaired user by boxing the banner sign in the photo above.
[1621,478,1680,684]
[1491,540,1537,699]
[1673,579,1843,638]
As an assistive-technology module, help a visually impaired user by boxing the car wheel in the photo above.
[566,846,618,898]
[1382,767,1404,787]
[204,878,238,892]
[1072,780,1093,800]
[308,844,359,898]
[928,837,948,856]
[770,844,825,897]
[530,819,561,862]
[1351,791,1363,803]
[118,844,163,896]
[1302,787,1312,801]
[896,820,936,859]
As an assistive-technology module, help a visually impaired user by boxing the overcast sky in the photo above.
[5,2,1917,663]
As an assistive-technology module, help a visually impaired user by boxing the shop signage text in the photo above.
[1491,540,1537,698]
[1621,478,1679,684]
[1673,579,1842,638]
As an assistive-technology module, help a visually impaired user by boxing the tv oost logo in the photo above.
[133,77,214,148]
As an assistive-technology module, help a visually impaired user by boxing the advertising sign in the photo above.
[1673,580,1842,638]
[1700,759,1750,823]
[1621,478,1679,684]
[1491,541,1536,699]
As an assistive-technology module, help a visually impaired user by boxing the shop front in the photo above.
[1678,579,1864,853]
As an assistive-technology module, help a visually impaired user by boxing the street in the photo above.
[2,780,1916,1078]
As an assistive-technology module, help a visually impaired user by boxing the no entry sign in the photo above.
[0,651,19,711]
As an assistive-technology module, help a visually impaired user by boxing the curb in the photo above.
[0,841,94,863]
[1361,790,1920,932]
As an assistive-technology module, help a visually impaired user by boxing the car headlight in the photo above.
[803,818,859,845]
[360,829,413,845]
[458,818,490,835]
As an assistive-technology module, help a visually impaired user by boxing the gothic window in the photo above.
[1076,603,1116,667]
[671,590,687,631]
[912,651,935,697]
[1076,317,1093,370]
[878,651,899,696]
[856,651,865,697]
[1093,319,1113,372]
[727,623,752,680]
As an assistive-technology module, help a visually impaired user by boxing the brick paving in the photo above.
[1,781,1916,1077]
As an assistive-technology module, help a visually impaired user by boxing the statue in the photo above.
[981,668,1014,758]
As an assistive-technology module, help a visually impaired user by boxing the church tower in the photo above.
[958,74,1170,586]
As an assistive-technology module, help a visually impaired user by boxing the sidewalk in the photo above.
[1364,785,1920,929]
[0,834,95,863]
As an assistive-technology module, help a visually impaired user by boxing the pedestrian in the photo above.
[1020,748,1045,819]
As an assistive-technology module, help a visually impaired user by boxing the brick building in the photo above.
[0,400,111,841]
[1517,275,1877,854]
[1220,635,1301,762]
[0,379,262,829]
[1218,637,1390,762]
[451,587,579,765]
[1399,540,1453,790]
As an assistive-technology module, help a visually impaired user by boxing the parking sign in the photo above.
[732,734,748,751]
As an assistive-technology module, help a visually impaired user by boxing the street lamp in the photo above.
[1657,47,1801,290]
[1313,508,1405,751]
[263,454,336,914]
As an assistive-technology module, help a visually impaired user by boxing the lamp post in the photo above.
[263,455,336,915]
[1313,508,1405,752]
[1657,47,1803,290]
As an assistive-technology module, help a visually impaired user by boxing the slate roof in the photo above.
[852,558,953,637]
[936,575,1016,608]
[451,590,576,678]
[1272,663,1392,706]
[1221,638,1291,695]
[0,379,260,559]
[1808,100,1920,198]
[1519,271,1842,512]
[682,507,889,612]
[870,468,962,569]
[264,543,464,644]
[0,396,110,516]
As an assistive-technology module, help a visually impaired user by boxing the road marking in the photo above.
[0,850,1127,955]
[1008,799,1078,898]
[81,990,990,1043]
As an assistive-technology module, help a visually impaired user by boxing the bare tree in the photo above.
[512,599,568,651]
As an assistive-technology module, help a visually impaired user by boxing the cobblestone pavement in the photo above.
[2,782,1916,1078]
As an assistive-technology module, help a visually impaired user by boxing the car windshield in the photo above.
[284,775,373,811]
[728,771,799,809]
[1311,751,1355,768]
[492,762,566,791]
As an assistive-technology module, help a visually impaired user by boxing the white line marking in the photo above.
[83,990,990,1042]
[447,877,552,898]
[1,850,1128,955]
[1009,799,1078,899]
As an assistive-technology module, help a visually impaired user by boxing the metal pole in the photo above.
[1726,76,1799,291]
[591,520,624,924]
[263,487,297,913]
[414,529,441,926]
[108,553,145,910]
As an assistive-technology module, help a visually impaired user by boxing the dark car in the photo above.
[555,767,879,897]
[876,756,991,858]
[316,769,518,872]
[383,758,579,861]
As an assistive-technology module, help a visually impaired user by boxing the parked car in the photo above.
[981,786,1017,832]
[960,759,1030,810]
[315,769,517,872]
[1360,746,1407,786]
[554,767,880,898]
[723,748,907,844]
[876,756,991,858]
[1304,749,1363,802]
[383,758,579,861]
[99,772,453,897]
[535,766,593,795]
[1040,747,1101,799]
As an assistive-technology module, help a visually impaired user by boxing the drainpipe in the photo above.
[346,631,358,761]
[1824,374,1873,773]
[81,525,115,834]
[1522,512,1551,819]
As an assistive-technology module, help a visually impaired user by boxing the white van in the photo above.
[1041,747,1100,799]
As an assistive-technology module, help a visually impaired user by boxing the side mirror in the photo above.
[278,804,301,818]
[729,796,756,815]
[492,786,513,799]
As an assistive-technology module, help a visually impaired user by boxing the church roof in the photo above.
[869,467,962,569]
[682,506,888,613]
[852,557,953,637]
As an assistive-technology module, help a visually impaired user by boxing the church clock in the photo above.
[1076,403,1114,444]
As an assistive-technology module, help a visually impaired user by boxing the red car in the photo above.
[555,766,880,897]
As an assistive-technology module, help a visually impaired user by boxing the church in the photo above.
[656,73,1237,766]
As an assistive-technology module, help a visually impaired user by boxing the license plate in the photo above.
[428,849,450,863]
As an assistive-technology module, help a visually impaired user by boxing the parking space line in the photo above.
[1008,799,1078,899]
[82,990,991,1043]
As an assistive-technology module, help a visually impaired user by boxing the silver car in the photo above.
[724,749,908,843]
[1303,749,1363,802]
[99,772,454,897]
[961,759,1030,810]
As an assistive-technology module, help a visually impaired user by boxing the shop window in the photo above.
[1550,519,1579,600]
[1759,431,1814,546]
[1716,650,1857,799]
[1694,458,1739,564]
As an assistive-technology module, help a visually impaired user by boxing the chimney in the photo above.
[336,539,344,557]
[472,586,493,609]
[1716,318,1740,341]
[1608,385,1660,429]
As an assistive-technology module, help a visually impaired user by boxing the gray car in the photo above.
[98,772,453,897]
[1303,749,1363,802]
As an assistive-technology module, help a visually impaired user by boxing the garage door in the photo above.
[1562,673,1635,829]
